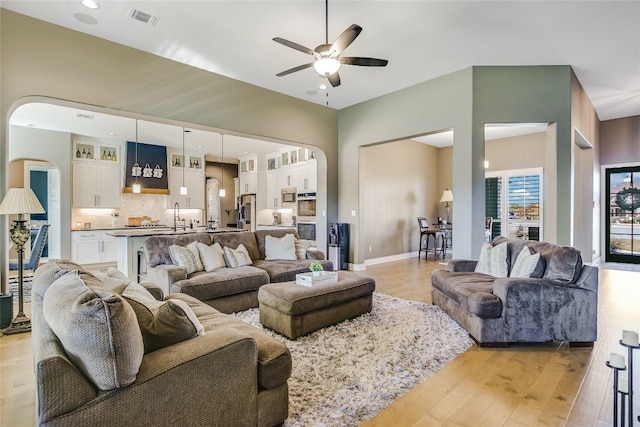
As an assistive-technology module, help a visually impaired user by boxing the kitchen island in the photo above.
[106,227,241,280]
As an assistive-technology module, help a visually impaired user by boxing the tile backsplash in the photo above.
[71,193,203,229]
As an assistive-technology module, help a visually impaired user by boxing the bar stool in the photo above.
[417,217,439,260]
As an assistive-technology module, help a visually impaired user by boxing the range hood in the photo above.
[123,141,169,194]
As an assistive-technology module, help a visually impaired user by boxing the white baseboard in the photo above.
[349,249,451,271]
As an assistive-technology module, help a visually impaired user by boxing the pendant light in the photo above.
[219,134,226,197]
[132,120,141,193]
[180,128,188,195]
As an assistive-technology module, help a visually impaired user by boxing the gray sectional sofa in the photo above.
[143,229,333,313]
[31,259,291,427]
[431,237,598,346]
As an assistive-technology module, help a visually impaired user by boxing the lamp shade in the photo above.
[440,189,453,203]
[0,188,45,215]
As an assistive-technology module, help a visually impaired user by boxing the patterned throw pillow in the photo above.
[223,244,253,268]
[169,243,202,274]
[265,233,297,260]
[510,246,541,278]
[295,238,313,260]
[119,282,204,354]
[474,241,508,278]
[197,242,226,271]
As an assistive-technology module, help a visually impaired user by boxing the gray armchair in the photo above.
[431,237,598,346]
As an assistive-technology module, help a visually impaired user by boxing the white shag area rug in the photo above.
[231,292,474,427]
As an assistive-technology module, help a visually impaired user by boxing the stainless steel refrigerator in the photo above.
[238,194,256,231]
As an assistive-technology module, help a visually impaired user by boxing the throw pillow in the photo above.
[265,233,297,261]
[169,243,202,274]
[295,238,313,260]
[31,259,81,299]
[510,246,542,278]
[119,282,204,353]
[223,243,252,268]
[197,242,226,271]
[474,241,508,278]
[186,241,204,272]
[43,271,144,391]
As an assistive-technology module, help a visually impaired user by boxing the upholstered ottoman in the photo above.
[258,271,376,340]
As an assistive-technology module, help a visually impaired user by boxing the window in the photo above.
[486,168,543,241]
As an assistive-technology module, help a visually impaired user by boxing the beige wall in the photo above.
[485,132,547,172]
[600,116,640,165]
[361,140,440,260]
[437,146,453,221]
[570,71,600,262]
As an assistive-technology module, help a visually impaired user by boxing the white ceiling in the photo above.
[2,0,639,121]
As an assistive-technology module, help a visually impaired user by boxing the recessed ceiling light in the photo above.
[319,84,327,90]
[197,145,203,149]
[108,132,117,136]
[81,0,99,9]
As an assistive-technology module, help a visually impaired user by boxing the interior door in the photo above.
[605,166,640,263]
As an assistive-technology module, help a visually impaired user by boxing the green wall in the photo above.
[339,66,575,263]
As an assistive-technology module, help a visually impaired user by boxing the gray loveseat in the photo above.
[431,237,598,346]
[144,229,333,313]
[31,260,291,427]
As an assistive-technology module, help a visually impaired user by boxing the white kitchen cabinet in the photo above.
[266,173,279,208]
[239,154,256,174]
[240,172,257,195]
[167,169,205,209]
[278,166,298,190]
[297,160,317,192]
[72,162,121,208]
[71,230,118,264]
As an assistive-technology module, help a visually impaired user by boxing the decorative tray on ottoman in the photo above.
[295,271,338,287]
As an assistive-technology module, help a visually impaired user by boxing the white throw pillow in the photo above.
[197,242,226,271]
[510,246,541,278]
[223,244,253,268]
[475,241,508,278]
[169,243,202,274]
[265,234,297,261]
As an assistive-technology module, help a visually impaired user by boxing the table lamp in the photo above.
[0,187,45,334]
[440,189,453,224]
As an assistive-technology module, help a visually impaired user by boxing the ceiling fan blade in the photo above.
[276,63,314,77]
[273,37,319,58]
[327,72,341,87]
[340,57,389,67]
[330,24,362,55]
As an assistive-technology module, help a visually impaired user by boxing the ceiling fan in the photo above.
[273,0,388,87]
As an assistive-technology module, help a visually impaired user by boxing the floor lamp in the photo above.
[440,189,453,224]
[0,188,45,335]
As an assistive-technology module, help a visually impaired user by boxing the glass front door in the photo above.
[606,167,640,263]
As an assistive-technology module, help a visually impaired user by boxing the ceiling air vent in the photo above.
[129,9,159,26]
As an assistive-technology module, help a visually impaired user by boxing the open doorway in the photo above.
[8,160,61,261]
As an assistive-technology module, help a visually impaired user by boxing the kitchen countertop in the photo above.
[72,226,171,232]
[256,224,297,228]
[106,227,242,237]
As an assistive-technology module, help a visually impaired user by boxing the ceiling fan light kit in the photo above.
[314,57,340,76]
[273,0,388,87]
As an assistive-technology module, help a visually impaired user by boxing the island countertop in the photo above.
[106,227,241,238]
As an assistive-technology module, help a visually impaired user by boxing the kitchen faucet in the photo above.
[173,202,182,231]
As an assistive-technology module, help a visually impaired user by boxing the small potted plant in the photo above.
[309,261,324,276]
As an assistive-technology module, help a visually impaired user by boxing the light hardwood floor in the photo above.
[1,258,638,426]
